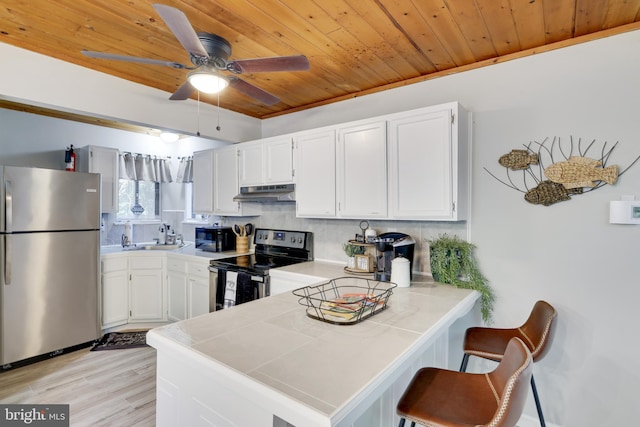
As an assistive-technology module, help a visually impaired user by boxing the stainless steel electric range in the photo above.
[208,228,313,311]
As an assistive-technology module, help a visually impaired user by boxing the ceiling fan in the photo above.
[81,3,310,106]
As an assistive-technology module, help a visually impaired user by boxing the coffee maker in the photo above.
[373,232,416,282]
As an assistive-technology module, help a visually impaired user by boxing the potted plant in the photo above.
[343,243,365,269]
[428,234,495,324]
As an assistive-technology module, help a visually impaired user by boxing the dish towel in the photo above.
[223,271,238,309]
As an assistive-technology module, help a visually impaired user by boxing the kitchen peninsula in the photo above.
[147,266,480,427]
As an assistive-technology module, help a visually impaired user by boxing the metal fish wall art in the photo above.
[484,136,640,207]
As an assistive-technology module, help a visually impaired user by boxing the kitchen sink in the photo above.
[123,243,189,251]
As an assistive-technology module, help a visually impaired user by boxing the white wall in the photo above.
[0,43,261,143]
[262,30,640,426]
[0,108,228,244]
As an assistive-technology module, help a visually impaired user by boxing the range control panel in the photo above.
[254,229,311,250]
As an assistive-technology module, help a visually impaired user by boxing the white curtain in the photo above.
[119,152,173,183]
[176,156,193,183]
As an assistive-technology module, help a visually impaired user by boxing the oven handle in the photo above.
[209,266,219,312]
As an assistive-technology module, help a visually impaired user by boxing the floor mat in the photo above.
[90,331,149,351]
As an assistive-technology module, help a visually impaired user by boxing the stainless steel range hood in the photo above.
[233,183,295,202]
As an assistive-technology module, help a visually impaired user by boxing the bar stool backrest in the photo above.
[520,300,558,362]
[486,337,533,427]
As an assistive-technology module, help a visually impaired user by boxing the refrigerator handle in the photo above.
[4,180,11,284]
[5,179,12,233]
[4,235,10,285]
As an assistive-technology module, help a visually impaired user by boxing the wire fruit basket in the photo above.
[292,277,396,325]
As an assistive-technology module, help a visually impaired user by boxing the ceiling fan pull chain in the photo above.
[216,91,221,131]
[196,90,201,137]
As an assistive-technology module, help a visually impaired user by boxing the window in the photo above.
[117,179,161,220]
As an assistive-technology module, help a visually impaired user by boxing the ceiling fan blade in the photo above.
[81,50,189,69]
[153,4,208,58]
[228,78,280,106]
[227,55,310,74]
[169,81,196,100]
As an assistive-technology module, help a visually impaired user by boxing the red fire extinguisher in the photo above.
[65,145,76,171]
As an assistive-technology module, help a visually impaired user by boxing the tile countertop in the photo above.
[269,259,437,286]
[100,242,250,259]
[147,261,479,426]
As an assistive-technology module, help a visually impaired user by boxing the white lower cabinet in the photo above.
[186,261,211,318]
[167,256,188,322]
[167,254,211,321]
[129,255,165,322]
[101,255,129,329]
[102,252,212,328]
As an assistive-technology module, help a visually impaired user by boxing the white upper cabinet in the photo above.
[213,145,240,215]
[78,145,119,213]
[388,103,468,220]
[238,141,264,186]
[214,145,260,216]
[238,136,294,186]
[192,149,215,214]
[265,137,294,184]
[337,121,388,218]
[294,130,336,218]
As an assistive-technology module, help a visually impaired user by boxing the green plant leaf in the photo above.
[428,234,495,324]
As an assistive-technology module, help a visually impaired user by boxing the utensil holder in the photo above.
[236,236,249,253]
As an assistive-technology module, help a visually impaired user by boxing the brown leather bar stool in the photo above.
[459,300,558,427]
[397,337,533,427]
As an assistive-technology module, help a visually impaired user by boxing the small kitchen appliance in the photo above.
[372,232,415,282]
[208,228,313,311]
[195,226,236,252]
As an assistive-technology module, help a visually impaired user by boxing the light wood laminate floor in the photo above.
[0,346,156,426]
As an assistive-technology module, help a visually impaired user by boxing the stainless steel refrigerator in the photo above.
[1,165,101,366]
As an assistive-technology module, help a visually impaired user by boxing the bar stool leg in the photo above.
[459,353,470,372]
[398,418,405,427]
[530,374,546,427]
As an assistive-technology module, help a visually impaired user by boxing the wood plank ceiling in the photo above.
[1,0,640,120]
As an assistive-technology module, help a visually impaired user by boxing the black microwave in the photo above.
[195,227,236,252]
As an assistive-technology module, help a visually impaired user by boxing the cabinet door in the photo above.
[90,146,119,213]
[102,270,129,328]
[337,121,388,218]
[193,149,215,214]
[213,145,241,215]
[294,130,336,218]
[388,109,454,219]
[167,271,187,322]
[188,277,210,318]
[265,137,293,184]
[238,141,264,186]
[130,269,164,321]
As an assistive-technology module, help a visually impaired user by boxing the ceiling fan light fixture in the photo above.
[159,132,180,143]
[187,69,229,94]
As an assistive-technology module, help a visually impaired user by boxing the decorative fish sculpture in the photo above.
[544,156,618,189]
[524,181,583,206]
[498,149,539,170]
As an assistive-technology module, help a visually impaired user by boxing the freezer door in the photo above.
[1,165,100,232]
[0,230,100,365]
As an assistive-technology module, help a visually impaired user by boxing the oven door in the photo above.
[209,266,270,312]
